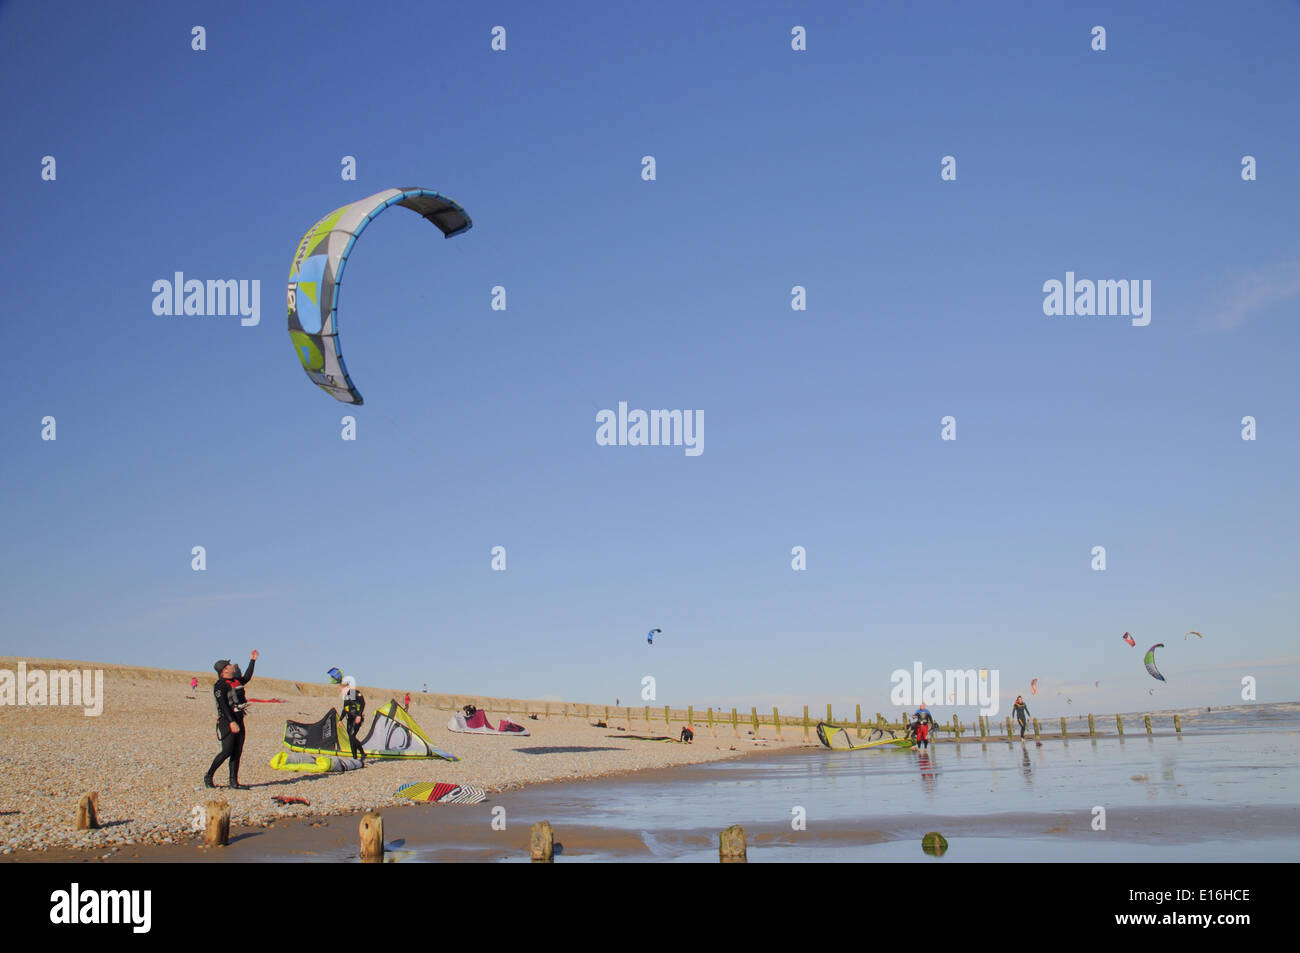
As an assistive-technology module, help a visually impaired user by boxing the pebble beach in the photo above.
[0,657,805,857]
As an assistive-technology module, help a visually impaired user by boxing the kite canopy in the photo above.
[1122,632,1136,646]
[1186,630,1203,640]
[647,628,661,644]
[1030,678,1038,695]
[287,188,472,404]
[283,701,459,761]
[1144,644,1166,682]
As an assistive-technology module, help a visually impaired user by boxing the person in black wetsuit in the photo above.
[1012,695,1030,739]
[204,650,258,789]
[341,678,366,764]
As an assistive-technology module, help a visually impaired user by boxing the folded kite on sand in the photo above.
[607,734,681,742]
[447,709,529,736]
[269,751,364,773]
[393,782,487,805]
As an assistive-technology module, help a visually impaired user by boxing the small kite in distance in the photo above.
[1122,632,1136,647]
[1031,678,1038,695]
[1186,630,1203,640]
[647,628,661,645]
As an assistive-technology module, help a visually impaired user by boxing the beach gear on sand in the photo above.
[816,722,914,751]
[283,700,459,761]
[447,707,529,735]
[273,795,311,806]
[607,734,681,742]
[394,782,486,805]
[270,751,364,773]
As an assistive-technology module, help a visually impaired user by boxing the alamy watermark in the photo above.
[596,402,704,456]
[151,272,260,326]
[890,662,1000,717]
[0,662,103,716]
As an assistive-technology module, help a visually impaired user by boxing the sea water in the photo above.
[477,703,1300,862]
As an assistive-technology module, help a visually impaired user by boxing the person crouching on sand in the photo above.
[204,650,258,789]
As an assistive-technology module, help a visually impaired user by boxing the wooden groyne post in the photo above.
[1060,717,1068,738]
[1144,714,1153,735]
[719,825,747,863]
[74,792,99,831]
[803,705,810,741]
[530,821,554,863]
[203,801,230,848]
[1032,718,1040,739]
[732,708,739,738]
[856,704,863,737]
[359,812,384,863]
[1088,713,1095,737]
[773,707,782,739]
[1174,714,1182,733]
[1116,714,1124,735]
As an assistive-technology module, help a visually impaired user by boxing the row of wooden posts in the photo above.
[181,806,749,861]
[460,698,1184,741]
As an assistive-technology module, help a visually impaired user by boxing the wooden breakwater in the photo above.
[416,695,1185,742]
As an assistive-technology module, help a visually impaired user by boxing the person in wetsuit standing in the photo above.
[204,650,258,789]
[341,678,366,764]
[1012,695,1030,739]
[911,704,936,749]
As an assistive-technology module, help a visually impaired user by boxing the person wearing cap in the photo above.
[204,650,259,789]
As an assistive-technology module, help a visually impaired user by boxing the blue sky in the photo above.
[2,1,1298,718]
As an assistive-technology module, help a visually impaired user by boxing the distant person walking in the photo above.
[341,677,366,764]
[403,692,411,710]
[1012,696,1030,739]
[189,676,198,692]
[204,650,258,789]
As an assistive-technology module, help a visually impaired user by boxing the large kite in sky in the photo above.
[287,188,472,404]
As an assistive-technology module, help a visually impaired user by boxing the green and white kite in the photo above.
[286,188,471,404]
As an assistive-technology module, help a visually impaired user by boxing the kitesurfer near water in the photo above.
[341,677,366,765]
[204,650,258,789]
[1012,695,1030,739]
[911,704,935,749]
